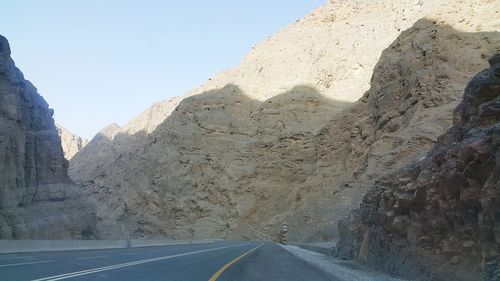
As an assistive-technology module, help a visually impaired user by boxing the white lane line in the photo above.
[0,260,55,267]
[76,255,109,260]
[119,252,141,256]
[32,243,248,281]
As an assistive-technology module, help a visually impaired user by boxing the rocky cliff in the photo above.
[337,56,500,281]
[70,0,500,241]
[0,35,96,239]
[57,125,89,160]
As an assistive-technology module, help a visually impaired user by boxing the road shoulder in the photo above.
[281,245,408,281]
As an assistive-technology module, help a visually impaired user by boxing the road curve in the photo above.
[0,241,333,281]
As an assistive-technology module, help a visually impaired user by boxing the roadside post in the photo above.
[281,224,289,245]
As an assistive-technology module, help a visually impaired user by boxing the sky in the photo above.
[0,1,324,139]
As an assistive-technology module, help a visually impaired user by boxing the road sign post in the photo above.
[281,224,289,245]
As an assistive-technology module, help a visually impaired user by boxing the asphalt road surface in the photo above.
[0,241,334,281]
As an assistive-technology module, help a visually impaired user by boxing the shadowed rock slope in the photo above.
[337,56,500,281]
[71,14,499,241]
[72,85,350,239]
[0,35,96,239]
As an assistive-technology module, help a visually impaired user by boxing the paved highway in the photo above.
[0,241,334,281]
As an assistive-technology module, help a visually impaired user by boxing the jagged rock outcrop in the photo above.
[337,55,500,281]
[57,125,89,160]
[70,0,500,240]
[0,35,96,239]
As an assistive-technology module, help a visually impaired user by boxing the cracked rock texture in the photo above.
[337,56,500,281]
[0,35,96,239]
[70,0,499,242]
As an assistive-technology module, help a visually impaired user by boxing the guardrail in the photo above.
[0,239,216,254]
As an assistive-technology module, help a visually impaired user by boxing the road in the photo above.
[0,241,334,281]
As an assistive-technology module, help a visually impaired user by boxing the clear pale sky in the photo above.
[0,1,324,139]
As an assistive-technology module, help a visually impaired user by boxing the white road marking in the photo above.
[32,243,248,281]
[76,255,109,260]
[0,260,55,267]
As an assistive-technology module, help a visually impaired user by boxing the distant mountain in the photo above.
[56,125,89,160]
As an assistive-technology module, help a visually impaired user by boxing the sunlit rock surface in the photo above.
[57,125,89,160]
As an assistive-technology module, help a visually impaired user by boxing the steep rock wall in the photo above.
[0,35,96,239]
[337,55,500,281]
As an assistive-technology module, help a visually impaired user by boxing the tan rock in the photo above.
[56,125,89,160]
[0,35,96,239]
[70,0,499,243]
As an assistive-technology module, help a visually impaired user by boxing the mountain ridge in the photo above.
[70,0,499,240]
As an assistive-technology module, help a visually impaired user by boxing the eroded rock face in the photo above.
[337,56,500,281]
[0,35,96,239]
[72,85,349,239]
[70,0,499,241]
[188,0,498,103]
[57,125,89,160]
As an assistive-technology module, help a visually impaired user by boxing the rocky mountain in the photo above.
[57,125,89,160]
[70,0,500,241]
[337,55,500,281]
[0,35,96,239]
